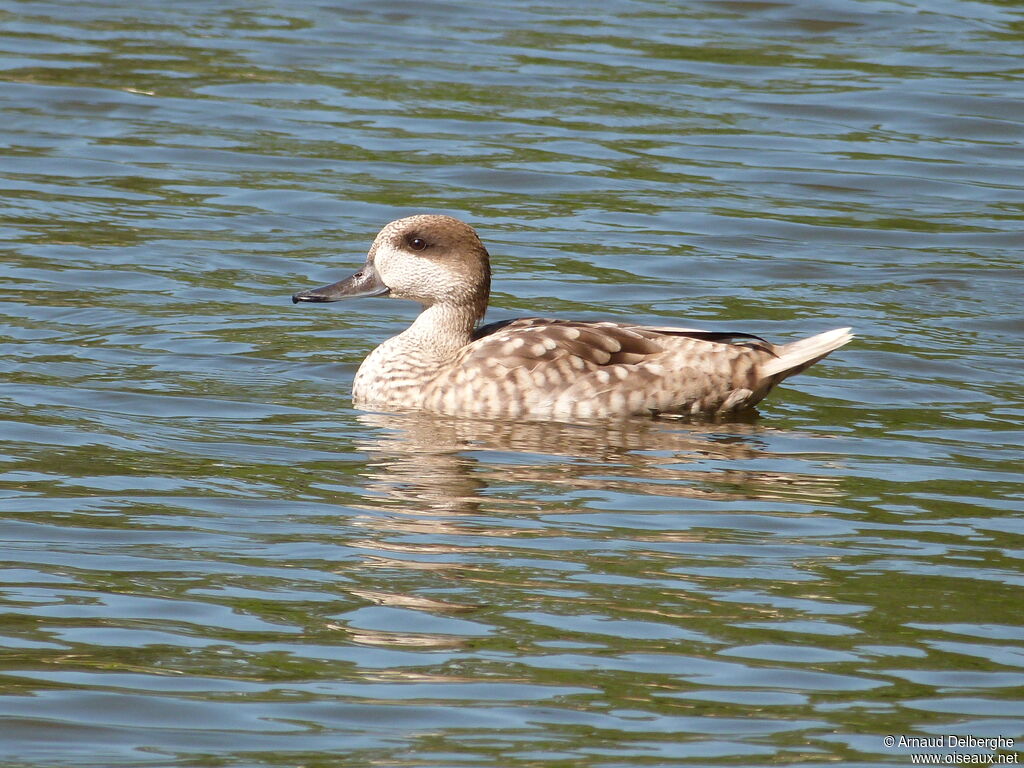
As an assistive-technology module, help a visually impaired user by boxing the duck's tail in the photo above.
[761,327,854,382]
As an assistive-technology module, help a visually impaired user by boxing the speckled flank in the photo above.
[297,215,853,420]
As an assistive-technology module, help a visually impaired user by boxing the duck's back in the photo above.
[394,317,838,420]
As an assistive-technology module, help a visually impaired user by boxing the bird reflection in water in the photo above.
[349,410,843,517]
[332,411,845,651]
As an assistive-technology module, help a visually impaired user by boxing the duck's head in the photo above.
[292,214,491,317]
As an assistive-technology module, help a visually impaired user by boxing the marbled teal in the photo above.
[292,215,852,420]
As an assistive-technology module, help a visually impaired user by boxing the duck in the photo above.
[292,214,852,420]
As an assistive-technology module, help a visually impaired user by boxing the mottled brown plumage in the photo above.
[293,215,853,420]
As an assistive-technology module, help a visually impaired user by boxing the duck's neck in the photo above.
[392,302,482,361]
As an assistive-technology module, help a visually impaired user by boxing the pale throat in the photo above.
[387,301,483,360]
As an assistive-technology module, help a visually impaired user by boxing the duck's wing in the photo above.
[473,318,776,359]
[456,318,850,418]
[475,317,706,339]
[456,318,770,417]
[621,326,777,356]
[470,318,675,367]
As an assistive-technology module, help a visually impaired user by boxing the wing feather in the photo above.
[456,317,780,417]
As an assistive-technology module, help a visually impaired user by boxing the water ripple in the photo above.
[2,0,1023,765]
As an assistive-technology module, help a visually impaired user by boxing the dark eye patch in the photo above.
[407,235,428,251]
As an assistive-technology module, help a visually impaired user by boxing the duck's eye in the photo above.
[409,237,427,251]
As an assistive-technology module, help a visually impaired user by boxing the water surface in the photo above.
[1,0,1023,765]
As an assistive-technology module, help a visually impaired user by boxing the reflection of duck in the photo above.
[336,414,844,649]
[352,411,844,518]
[293,215,852,420]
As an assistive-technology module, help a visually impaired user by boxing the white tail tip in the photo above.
[761,327,854,380]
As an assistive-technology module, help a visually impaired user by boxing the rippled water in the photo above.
[2,0,1023,765]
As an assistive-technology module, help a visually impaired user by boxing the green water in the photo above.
[1,1,1022,766]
